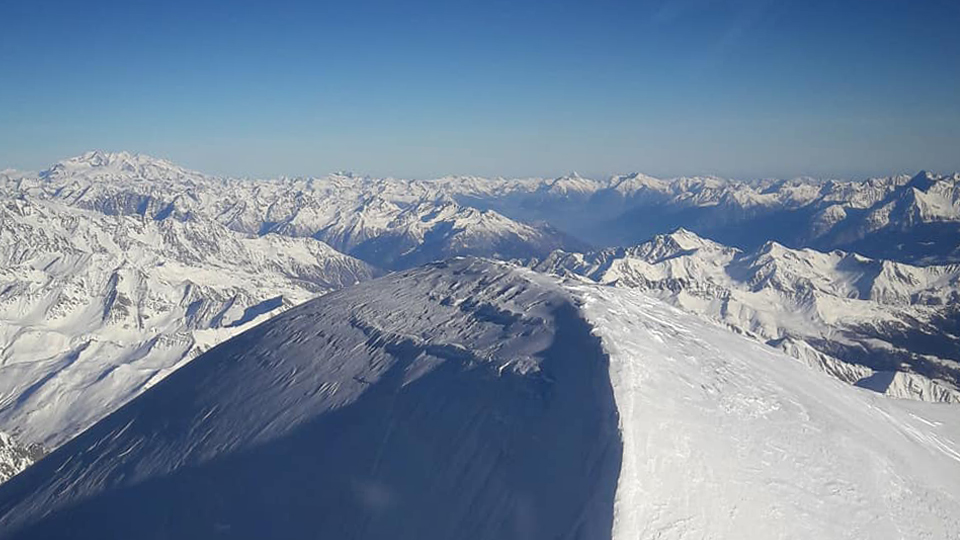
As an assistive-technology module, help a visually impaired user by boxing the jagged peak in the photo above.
[542,172,598,194]
[748,240,816,266]
[757,239,787,253]
[616,171,660,181]
[667,226,703,241]
[329,170,363,180]
[610,228,727,263]
[608,172,669,193]
[905,170,937,191]
[648,228,726,251]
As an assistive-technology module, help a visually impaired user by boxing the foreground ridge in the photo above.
[0,259,957,539]
[0,260,622,539]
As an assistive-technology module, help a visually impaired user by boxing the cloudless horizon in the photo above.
[2,0,959,180]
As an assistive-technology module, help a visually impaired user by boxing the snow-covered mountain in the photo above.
[2,150,958,492]
[0,150,577,456]
[14,152,959,267]
[0,259,957,539]
[534,229,960,402]
[11,151,579,270]
[0,190,377,449]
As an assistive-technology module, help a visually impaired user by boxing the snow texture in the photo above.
[575,283,960,539]
[0,260,621,539]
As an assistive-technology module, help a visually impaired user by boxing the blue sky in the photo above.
[1,0,958,179]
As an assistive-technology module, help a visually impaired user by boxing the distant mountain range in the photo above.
[13,151,579,270]
[445,169,960,265]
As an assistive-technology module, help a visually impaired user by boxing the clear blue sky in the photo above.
[2,0,959,179]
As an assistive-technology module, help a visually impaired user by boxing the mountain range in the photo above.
[448,169,960,265]
[0,152,958,537]
[533,229,960,403]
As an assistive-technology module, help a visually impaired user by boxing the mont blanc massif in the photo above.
[0,151,958,539]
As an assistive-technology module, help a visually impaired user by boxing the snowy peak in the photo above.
[608,172,669,196]
[40,151,203,184]
[623,228,730,260]
[906,169,939,192]
[541,172,599,196]
[534,228,737,287]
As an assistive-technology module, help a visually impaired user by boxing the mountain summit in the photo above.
[40,151,202,183]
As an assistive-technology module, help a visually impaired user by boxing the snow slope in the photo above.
[534,229,960,402]
[0,259,622,538]
[0,259,957,539]
[576,283,960,539]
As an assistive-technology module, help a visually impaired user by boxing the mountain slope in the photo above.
[577,282,960,539]
[534,229,960,402]
[0,259,622,539]
[0,259,957,539]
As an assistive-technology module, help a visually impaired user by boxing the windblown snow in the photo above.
[578,284,960,539]
[0,259,957,539]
